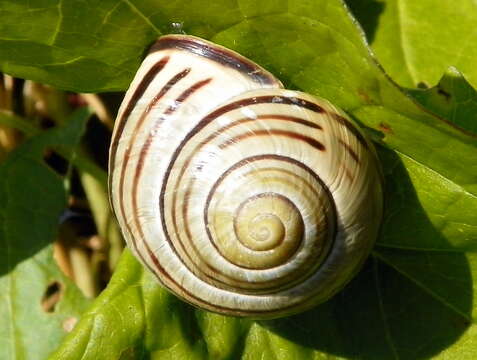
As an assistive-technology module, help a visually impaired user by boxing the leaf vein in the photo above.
[120,0,160,35]
[373,258,400,360]
[374,251,475,322]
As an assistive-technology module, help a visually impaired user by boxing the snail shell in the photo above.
[108,35,383,319]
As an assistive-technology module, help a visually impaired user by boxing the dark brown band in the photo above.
[150,35,280,86]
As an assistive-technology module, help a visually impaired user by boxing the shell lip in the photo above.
[150,34,283,87]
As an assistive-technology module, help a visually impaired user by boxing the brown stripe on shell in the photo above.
[158,98,327,289]
[125,77,213,306]
[163,78,212,115]
[171,112,324,213]
[178,166,327,277]
[197,95,325,133]
[178,184,288,293]
[151,35,280,86]
[130,75,212,203]
[330,113,369,150]
[218,129,325,151]
[201,154,337,286]
[203,154,336,247]
[185,166,332,295]
[174,175,309,294]
[116,68,192,267]
[265,114,322,129]
[164,95,326,169]
[143,157,338,316]
[165,154,336,294]
[161,114,324,292]
[119,67,191,222]
[109,56,170,216]
[338,139,360,163]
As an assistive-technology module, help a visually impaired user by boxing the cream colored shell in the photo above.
[108,34,383,319]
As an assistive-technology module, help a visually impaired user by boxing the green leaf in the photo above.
[0,0,245,92]
[1,0,475,358]
[0,111,38,136]
[376,146,477,253]
[408,67,477,134]
[0,109,91,360]
[346,0,477,90]
[51,250,477,360]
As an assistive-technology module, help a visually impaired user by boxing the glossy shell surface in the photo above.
[108,35,383,319]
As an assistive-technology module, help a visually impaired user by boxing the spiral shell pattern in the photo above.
[109,35,383,318]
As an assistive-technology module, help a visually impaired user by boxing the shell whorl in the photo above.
[109,35,383,319]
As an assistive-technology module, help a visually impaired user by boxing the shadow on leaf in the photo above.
[344,0,385,43]
[261,147,472,359]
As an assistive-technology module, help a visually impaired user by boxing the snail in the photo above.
[108,34,383,319]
